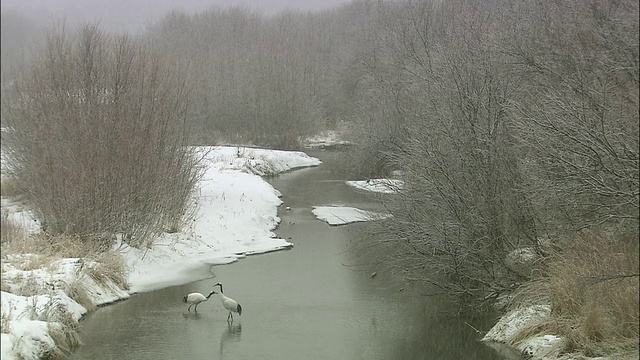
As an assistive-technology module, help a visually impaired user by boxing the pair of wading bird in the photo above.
[183,282,242,322]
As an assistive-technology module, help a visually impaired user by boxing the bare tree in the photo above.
[506,0,639,238]
[349,0,539,307]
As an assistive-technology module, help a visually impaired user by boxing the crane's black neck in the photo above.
[206,291,216,299]
[215,283,224,293]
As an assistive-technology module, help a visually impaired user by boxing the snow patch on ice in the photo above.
[302,130,351,149]
[312,206,391,226]
[203,146,321,176]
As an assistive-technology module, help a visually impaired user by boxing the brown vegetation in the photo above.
[508,232,639,358]
[0,213,125,358]
[1,211,129,300]
[546,233,639,356]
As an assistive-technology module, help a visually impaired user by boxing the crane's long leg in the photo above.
[188,304,193,312]
[195,304,199,312]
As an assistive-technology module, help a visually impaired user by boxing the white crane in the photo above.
[183,290,217,312]
[213,282,242,322]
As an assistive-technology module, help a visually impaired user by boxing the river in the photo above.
[70,150,517,360]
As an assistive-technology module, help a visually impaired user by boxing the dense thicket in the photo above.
[350,0,536,303]
[2,25,202,247]
[348,0,638,308]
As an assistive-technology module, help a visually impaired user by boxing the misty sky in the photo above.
[0,0,350,32]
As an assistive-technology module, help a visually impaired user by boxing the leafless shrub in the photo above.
[350,0,538,309]
[2,23,204,247]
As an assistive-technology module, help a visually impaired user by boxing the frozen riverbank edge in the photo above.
[0,146,321,360]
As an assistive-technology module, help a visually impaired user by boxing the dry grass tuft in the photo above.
[1,217,47,259]
[1,217,129,301]
[44,303,82,359]
[510,320,553,345]
[15,273,43,297]
[2,231,88,270]
[1,312,11,334]
[1,211,129,358]
[510,278,551,309]
[514,231,639,357]
[88,251,130,290]
[63,279,97,313]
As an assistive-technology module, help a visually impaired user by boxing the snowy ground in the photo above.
[0,146,321,360]
[302,130,351,149]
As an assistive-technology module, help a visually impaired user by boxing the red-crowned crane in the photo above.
[213,282,242,322]
[183,290,217,312]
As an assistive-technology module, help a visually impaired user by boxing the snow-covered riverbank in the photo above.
[0,146,321,360]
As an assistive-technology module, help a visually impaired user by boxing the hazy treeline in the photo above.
[142,4,370,147]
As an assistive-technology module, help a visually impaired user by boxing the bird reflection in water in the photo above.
[181,311,202,320]
[219,322,242,358]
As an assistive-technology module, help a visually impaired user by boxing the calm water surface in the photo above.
[71,150,518,360]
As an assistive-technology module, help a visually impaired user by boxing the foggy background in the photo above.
[0,0,348,32]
